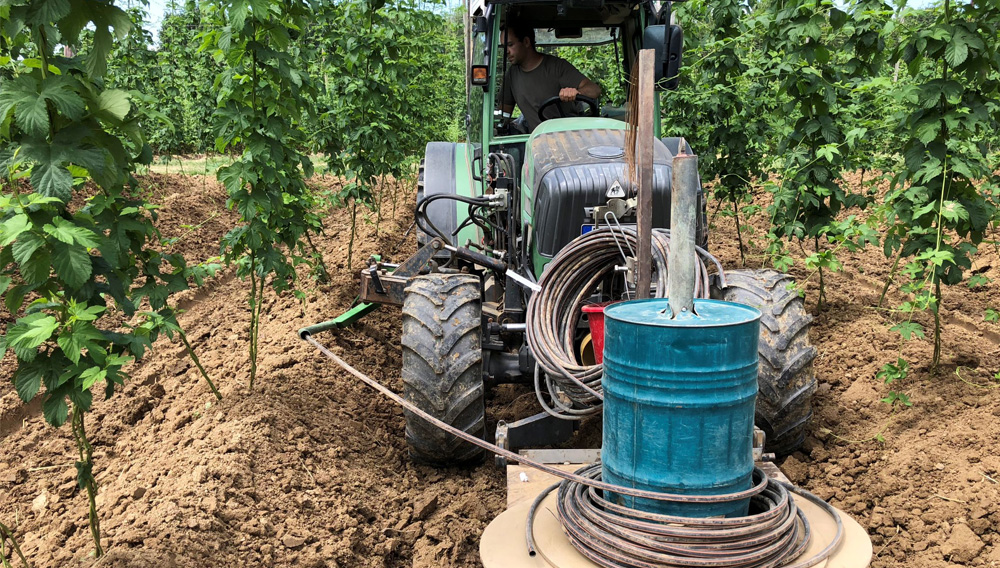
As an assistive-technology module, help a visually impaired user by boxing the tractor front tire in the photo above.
[712,269,818,456]
[401,273,485,465]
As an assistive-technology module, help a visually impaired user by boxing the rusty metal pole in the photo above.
[635,49,655,299]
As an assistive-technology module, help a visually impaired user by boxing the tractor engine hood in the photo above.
[527,125,680,259]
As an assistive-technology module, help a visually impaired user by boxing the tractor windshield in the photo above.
[534,28,626,107]
[492,24,628,137]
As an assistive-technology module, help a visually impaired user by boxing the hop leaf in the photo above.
[13,364,44,402]
[0,76,85,137]
[0,213,31,247]
[944,37,968,68]
[43,394,69,427]
[30,161,74,202]
[27,0,72,24]
[6,313,59,360]
[52,241,93,289]
[890,321,925,341]
[96,89,131,121]
[43,217,101,248]
[78,367,107,390]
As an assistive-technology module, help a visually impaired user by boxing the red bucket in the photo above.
[581,302,614,364]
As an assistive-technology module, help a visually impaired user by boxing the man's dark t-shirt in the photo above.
[501,54,588,133]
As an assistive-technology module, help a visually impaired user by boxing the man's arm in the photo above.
[559,78,601,102]
[501,68,516,115]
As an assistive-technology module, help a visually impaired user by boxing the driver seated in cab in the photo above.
[500,23,602,133]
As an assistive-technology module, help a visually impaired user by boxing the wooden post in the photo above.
[635,49,655,299]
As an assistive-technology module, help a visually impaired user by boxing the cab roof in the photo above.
[471,0,655,27]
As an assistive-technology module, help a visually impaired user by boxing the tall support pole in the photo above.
[635,49,655,299]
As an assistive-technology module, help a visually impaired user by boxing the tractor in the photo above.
[347,0,817,465]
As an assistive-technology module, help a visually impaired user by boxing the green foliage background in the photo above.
[2,0,1000,556]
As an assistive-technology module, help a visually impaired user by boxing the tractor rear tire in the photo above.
[712,269,818,456]
[401,273,485,465]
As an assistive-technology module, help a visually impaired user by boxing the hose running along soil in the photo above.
[525,227,725,418]
[302,334,843,568]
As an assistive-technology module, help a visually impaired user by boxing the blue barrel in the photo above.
[601,298,760,518]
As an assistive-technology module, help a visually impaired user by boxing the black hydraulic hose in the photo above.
[302,334,843,568]
[526,481,561,557]
[415,193,492,245]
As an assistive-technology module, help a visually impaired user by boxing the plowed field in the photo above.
[2,172,999,567]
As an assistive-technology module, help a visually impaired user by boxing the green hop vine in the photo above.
[880,0,1000,369]
[756,0,889,308]
[202,0,327,388]
[1,0,214,556]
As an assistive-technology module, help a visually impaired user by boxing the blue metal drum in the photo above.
[601,298,760,517]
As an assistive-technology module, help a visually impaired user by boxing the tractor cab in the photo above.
[434,0,696,278]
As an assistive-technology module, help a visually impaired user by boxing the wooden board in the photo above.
[507,463,584,509]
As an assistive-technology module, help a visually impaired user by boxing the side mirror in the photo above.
[642,24,683,90]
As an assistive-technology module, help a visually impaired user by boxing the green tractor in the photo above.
[355,0,817,465]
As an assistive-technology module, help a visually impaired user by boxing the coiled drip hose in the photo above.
[528,465,843,568]
[525,227,725,418]
[303,335,843,568]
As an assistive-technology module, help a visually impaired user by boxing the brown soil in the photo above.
[2,172,999,567]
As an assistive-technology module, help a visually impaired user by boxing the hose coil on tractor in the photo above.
[525,227,725,418]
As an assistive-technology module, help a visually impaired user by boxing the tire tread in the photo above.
[713,269,818,455]
[401,273,485,465]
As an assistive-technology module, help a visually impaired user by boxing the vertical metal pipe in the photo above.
[668,151,698,317]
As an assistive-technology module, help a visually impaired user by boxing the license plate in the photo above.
[581,224,595,235]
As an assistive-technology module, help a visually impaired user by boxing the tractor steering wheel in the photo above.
[536,94,599,125]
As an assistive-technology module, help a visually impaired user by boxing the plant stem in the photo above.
[732,191,746,266]
[248,254,260,389]
[878,246,904,308]
[347,200,358,270]
[180,331,222,400]
[374,178,383,237]
[814,235,826,313]
[0,521,31,568]
[304,233,330,283]
[71,406,102,558]
[932,277,942,368]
